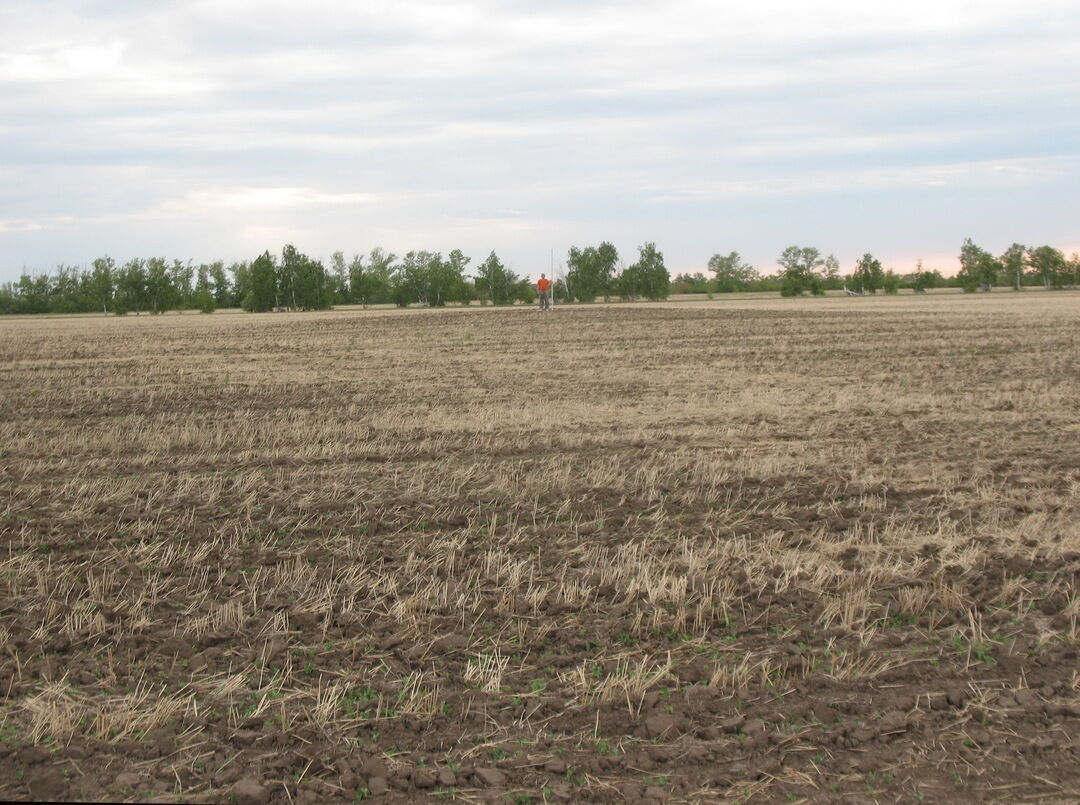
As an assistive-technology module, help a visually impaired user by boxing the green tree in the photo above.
[229,261,251,307]
[474,251,518,305]
[566,242,618,302]
[911,259,941,293]
[552,277,569,303]
[425,249,470,306]
[619,242,669,300]
[882,269,901,295]
[193,265,216,313]
[348,253,390,307]
[115,258,148,315]
[277,246,299,309]
[367,247,396,283]
[242,251,277,312]
[392,250,441,307]
[513,278,536,304]
[671,272,710,294]
[1000,243,1027,291]
[849,253,885,294]
[957,238,999,292]
[208,262,231,307]
[278,244,331,310]
[1027,245,1067,290]
[169,259,194,311]
[0,283,15,314]
[777,246,824,297]
[459,279,476,305]
[330,251,351,304]
[13,273,52,314]
[345,254,364,304]
[88,256,115,313]
[707,251,758,292]
[822,254,843,290]
[615,264,638,300]
[51,264,84,313]
[77,267,97,311]
[448,249,472,304]
[144,257,176,314]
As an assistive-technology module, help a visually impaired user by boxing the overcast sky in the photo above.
[2,0,1078,281]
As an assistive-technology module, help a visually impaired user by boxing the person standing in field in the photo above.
[537,273,552,311]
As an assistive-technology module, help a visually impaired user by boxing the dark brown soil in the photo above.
[1,297,1079,803]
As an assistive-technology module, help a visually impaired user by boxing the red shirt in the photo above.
[537,278,551,291]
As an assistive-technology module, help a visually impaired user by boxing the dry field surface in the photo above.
[1,293,1079,804]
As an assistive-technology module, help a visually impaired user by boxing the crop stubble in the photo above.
[1,293,1079,803]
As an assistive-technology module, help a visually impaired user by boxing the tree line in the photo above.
[5,237,1076,315]
[674,240,1080,296]
[0,241,670,315]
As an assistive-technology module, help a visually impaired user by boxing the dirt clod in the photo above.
[232,777,268,805]
[367,776,388,795]
[474,767,507,787]
[113,772,141,788]
[644,715,679,739]
[879,710,908,733]
[437,767,457,787]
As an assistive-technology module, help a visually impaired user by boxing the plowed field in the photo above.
[2,293,1079,803]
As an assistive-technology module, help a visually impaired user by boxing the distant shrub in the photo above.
[195,288,216,313]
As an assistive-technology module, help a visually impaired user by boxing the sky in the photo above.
[1,0,1078,282]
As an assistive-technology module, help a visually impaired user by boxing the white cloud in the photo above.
[645,156,1080,201]
[0,0,1078,278]
[0,36,212,98]
[0,40,126,82]
[157,187,376,215]
[237,224,313,249]
[0,219,48,233]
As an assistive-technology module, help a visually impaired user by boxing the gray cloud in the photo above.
[1,0,1078,280]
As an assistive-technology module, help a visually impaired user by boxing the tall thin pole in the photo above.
[550,249,554,311]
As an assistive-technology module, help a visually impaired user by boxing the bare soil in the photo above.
[1,293,1079,803]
